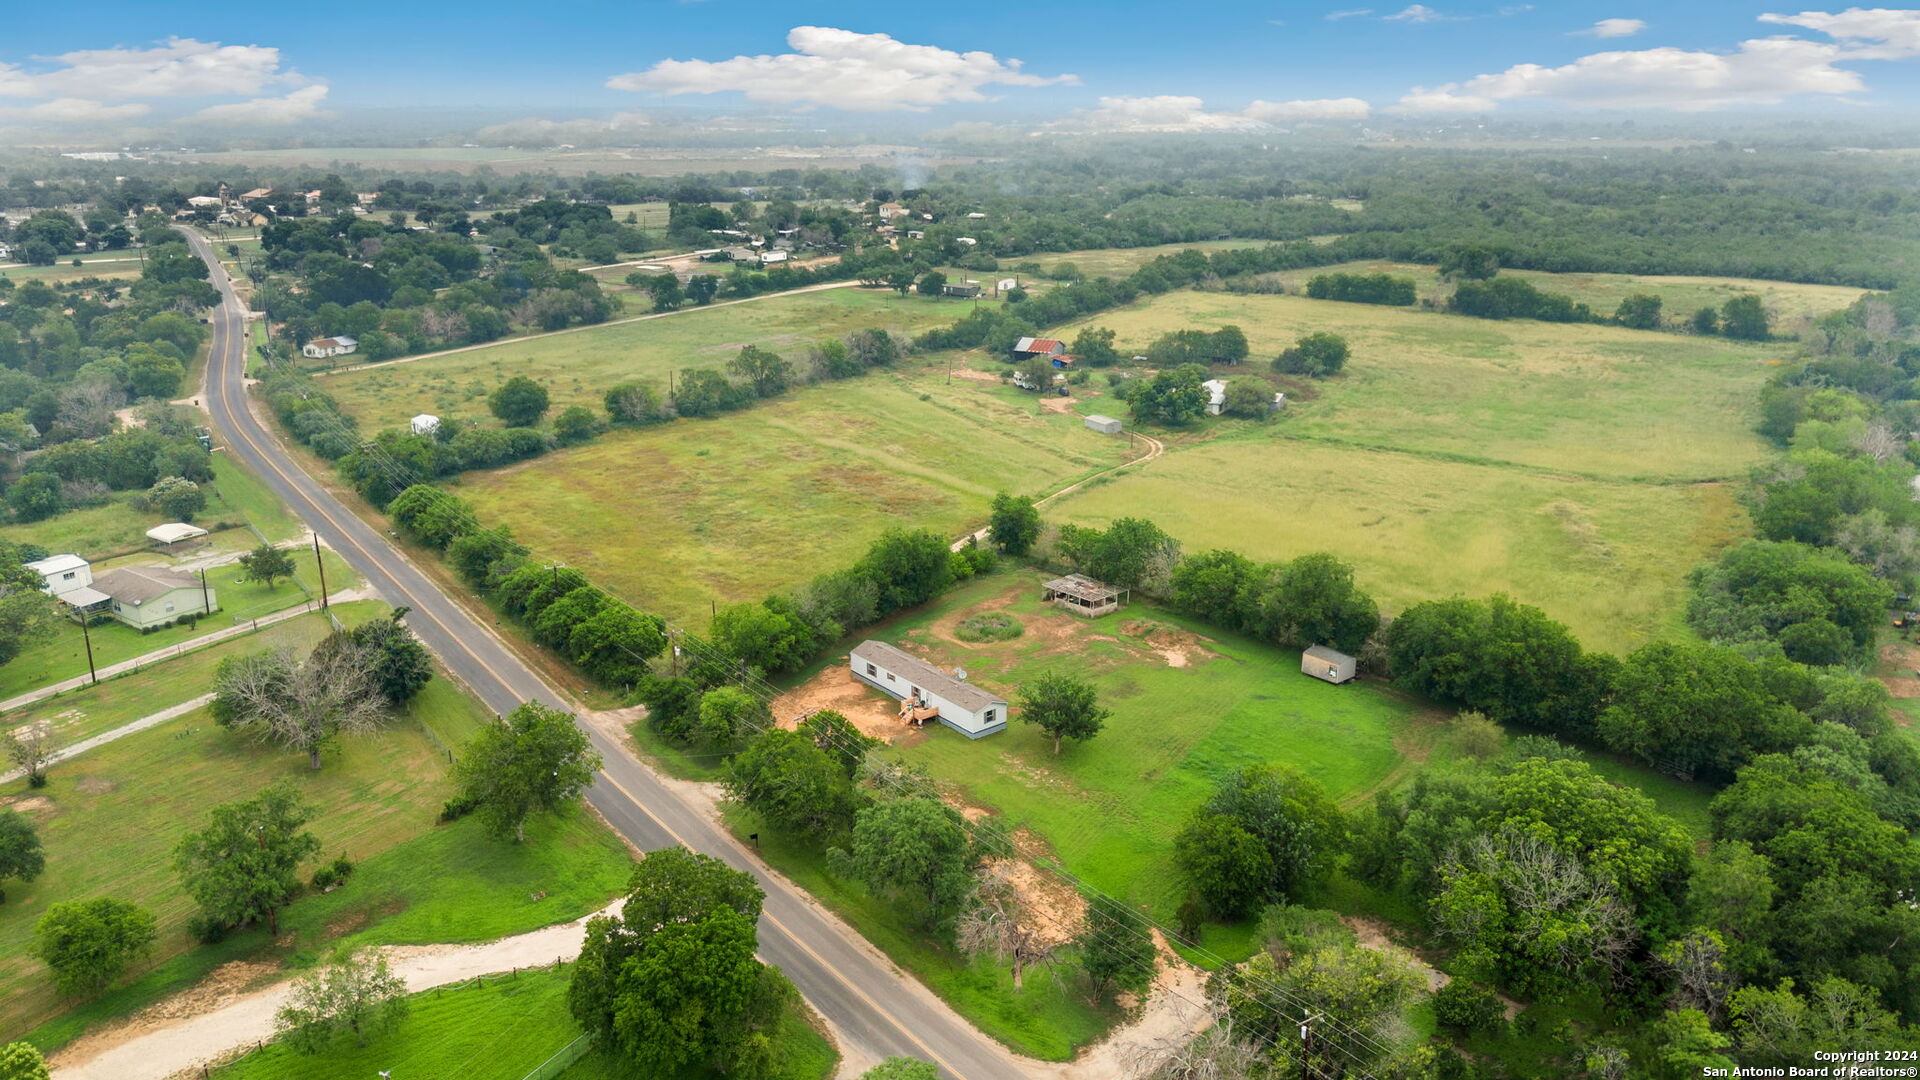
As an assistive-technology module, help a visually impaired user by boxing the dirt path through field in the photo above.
[950,430,1165,551]
[50,905,619,1080]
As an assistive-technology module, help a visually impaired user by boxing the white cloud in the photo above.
[607,26,1077,112]
[1758,7,1920,58]
[1325,8,1374,19]
[1397,32,1873,111]
[1055,95,1266,132]
[1052,94,1370,132]
[0,97,151,122]
[1385,4,1454,22]
[191,84,331,125]
[0,38,299,100]
[1243,97,1373,121]
[1577,17,1648,37]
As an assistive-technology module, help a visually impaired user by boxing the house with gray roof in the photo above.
[849,640,1008,739]
[91,566,216,629]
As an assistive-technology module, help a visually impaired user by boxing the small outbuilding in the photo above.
[1042,574,1125,618]
[942,282,982,299]
[411,413,441,436]
[1012,337,1066,361]
[1301,645,1357,685]
[1084,414,1123,435]
[146,523,209,547]
[850,640,1008,739]
[1202,379,1228,416]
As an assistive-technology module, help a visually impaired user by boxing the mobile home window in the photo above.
[983,709,996,723]
[865,663,876,677]
[885,673,895,683]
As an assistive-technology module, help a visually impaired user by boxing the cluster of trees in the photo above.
[1305,271,1416,306]
[1,222,218,526]
[211,613,432,770]
[254,208,615,364]
[1142,325,1250,367]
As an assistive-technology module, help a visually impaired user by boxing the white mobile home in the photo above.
[849,640,1008,739]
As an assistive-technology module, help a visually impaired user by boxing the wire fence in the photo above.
[517,1034,593,1080]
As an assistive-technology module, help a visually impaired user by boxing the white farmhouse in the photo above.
[1202,379,1228,415]
[301,336,359,360]
[850,640,1008,739]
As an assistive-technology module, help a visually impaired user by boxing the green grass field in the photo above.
[319,286,970,432]
[845,572,1433,911]
[457,370,1130,629]
[212,965,835,1080]
[0,455,304,557]
[1,607,342,746]
[1036,288,1779,650]
[1289,258,1870,327]
[0,669,629,1043]
[0,252,145,285]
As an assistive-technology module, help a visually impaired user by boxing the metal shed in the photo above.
[1302,645,1357,685]
[1084,415,1123,436]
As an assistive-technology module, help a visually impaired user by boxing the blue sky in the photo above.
[3,2,1919,128]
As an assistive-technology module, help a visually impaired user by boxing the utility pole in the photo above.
[312,535,330,610]
[79,611,98,686]
[199,568,211,617]
[1298,1009,1326,1079]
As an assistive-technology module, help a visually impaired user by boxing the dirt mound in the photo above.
[140,959,279,1023]
[1119,619,1218,668]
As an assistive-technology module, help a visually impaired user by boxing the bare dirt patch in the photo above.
[1343,915,1449,992]
[1040,395,1078,414]
[1878,641,1920,703]
[0,795,54,815]
[950,367,1004,384]
[140,959,279,1024]
[75,776,117,794]
[771,664,925,746]
[1061,931,1213,1080]
[1118,619,1218,669]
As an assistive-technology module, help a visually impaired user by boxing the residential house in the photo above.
[849,640,1008,739]
[91,566,216,629]
[942,282,981,299]
[301,336,359,359]
[757,249,790,265]
[877,202,907,221]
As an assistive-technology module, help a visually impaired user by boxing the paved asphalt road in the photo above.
[182,229,1026,1080]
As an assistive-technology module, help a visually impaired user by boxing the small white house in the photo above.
[411,414,441,436]
[757,250,790,265]
[1202,379,1229,416]
[301,336,359,359]
[850,640,1008,739]
[92,566,216,630]
[25,553,91,596]
[1302,645,1357,685]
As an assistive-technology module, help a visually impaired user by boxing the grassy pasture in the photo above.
[1062,289,1784,480]
[1284,258,1871,326]
[1050,436,1745,653]
[0,454,295,558]
[0,253,145,285]
[321,286,970,431]
[457,371,1130,629]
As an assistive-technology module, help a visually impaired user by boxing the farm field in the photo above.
[1050,437,1745,652]
[1061,289,1785,480]
[458,370,1131,629]
[1030,239,1282,279]
[320,286,970,431]
[1286,258,1871,326]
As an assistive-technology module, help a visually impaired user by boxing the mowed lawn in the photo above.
[1060,289,1785,480]
[1291,258,1871,328]
[320,286,971,432]
[214,966,835,1080]
[457,372,1131,629]
[857,573,1429,913]
[0,671,628,1042]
